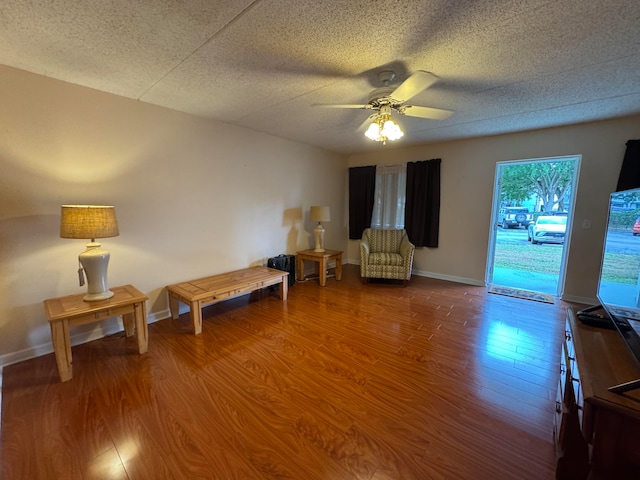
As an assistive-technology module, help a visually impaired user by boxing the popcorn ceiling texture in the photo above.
[0,0,639,154]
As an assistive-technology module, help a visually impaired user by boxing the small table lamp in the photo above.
[310,206,331,253]
[60,205,119,301]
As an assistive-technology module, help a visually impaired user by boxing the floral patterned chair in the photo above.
[359,228,415,285]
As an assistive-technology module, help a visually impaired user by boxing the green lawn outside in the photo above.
[494,241,638,284]
[493,243,562,274]
[602,252,640,284]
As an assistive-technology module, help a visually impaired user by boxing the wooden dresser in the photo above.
[555,308,640,479]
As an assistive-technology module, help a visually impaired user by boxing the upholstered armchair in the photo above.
[360,228,415,285]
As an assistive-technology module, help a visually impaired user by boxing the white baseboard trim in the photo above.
[349,261,602,299]
[145,309,171,325]
[0,309,170,370]
[346,260,485,287]
[412,268,486,287]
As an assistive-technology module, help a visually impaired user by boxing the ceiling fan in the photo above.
[314,70,453,144]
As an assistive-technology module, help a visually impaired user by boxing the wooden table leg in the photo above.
[191,300,203,335]
[279,276,289,300]
[335,253,342,281]
[297,257,304,282]
[134,301,148,354]
[50,319,72,382]
[319,257,327,286]
[123,312,135,337]
[168,292,180,320]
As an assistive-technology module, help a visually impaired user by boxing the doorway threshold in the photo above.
[488,285,554,304]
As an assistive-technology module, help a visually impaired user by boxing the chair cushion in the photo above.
[369,252,404,266]
[368,229,405,253]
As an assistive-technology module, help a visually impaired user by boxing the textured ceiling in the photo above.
[1,0,639,154]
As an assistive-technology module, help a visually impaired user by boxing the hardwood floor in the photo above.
[1,265,574,479]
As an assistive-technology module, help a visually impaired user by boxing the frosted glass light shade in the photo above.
[381,119,404,140]
[365,122,381,140]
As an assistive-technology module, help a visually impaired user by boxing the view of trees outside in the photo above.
[500,161,574,212]
[489,158,579,295]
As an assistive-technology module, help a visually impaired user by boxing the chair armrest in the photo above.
[360,240,370,257]
[360,239,371,277]
[400,235,415,259]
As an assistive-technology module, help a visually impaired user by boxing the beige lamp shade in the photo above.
[309,206,331,223]
[60,205,119,240]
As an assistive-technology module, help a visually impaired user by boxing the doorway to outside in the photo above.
[487,156,581,297]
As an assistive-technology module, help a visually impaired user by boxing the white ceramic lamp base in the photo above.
[79,242,114,301]
[314,223,325,252]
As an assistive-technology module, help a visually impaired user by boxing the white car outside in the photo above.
[527,215,567,244]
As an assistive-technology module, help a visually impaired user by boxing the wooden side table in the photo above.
[296,249,343,286]
[43,284,148,382]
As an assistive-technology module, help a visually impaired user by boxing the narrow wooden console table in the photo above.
[555,307,640,479]
[166,266,288,335]
[43,284,148,382]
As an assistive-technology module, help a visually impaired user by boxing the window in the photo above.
[371,164,406,229]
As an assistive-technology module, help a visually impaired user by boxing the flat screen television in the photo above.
[596,187,640,393]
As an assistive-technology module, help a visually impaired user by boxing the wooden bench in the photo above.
[166,266,288,334]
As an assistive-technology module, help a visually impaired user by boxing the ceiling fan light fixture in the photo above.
[364,113,403,144]
[315,70,452,145]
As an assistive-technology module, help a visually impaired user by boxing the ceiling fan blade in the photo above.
[390,71,439,103]
[312,103,371,109]
[402,105,453,120]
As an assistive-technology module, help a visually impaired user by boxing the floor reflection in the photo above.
[472,301,559,438]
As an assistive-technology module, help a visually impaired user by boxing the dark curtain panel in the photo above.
[405,159,441,248]
[616,139,640,191]
[348,166,376,239]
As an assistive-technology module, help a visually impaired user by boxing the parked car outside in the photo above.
[527,215,567,244]
[498,207,533,229]
[633,217,640,236]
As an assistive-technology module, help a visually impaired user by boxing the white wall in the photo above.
[2,62,638,368]
[0,66,347,366]
[347,116,640,303]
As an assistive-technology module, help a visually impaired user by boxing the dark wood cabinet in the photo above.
[555,308,640,479]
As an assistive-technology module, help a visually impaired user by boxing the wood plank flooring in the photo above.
[0,264,575,479]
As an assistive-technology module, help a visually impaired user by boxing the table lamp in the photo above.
[60,205,119,301]
[309,206,330,253]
